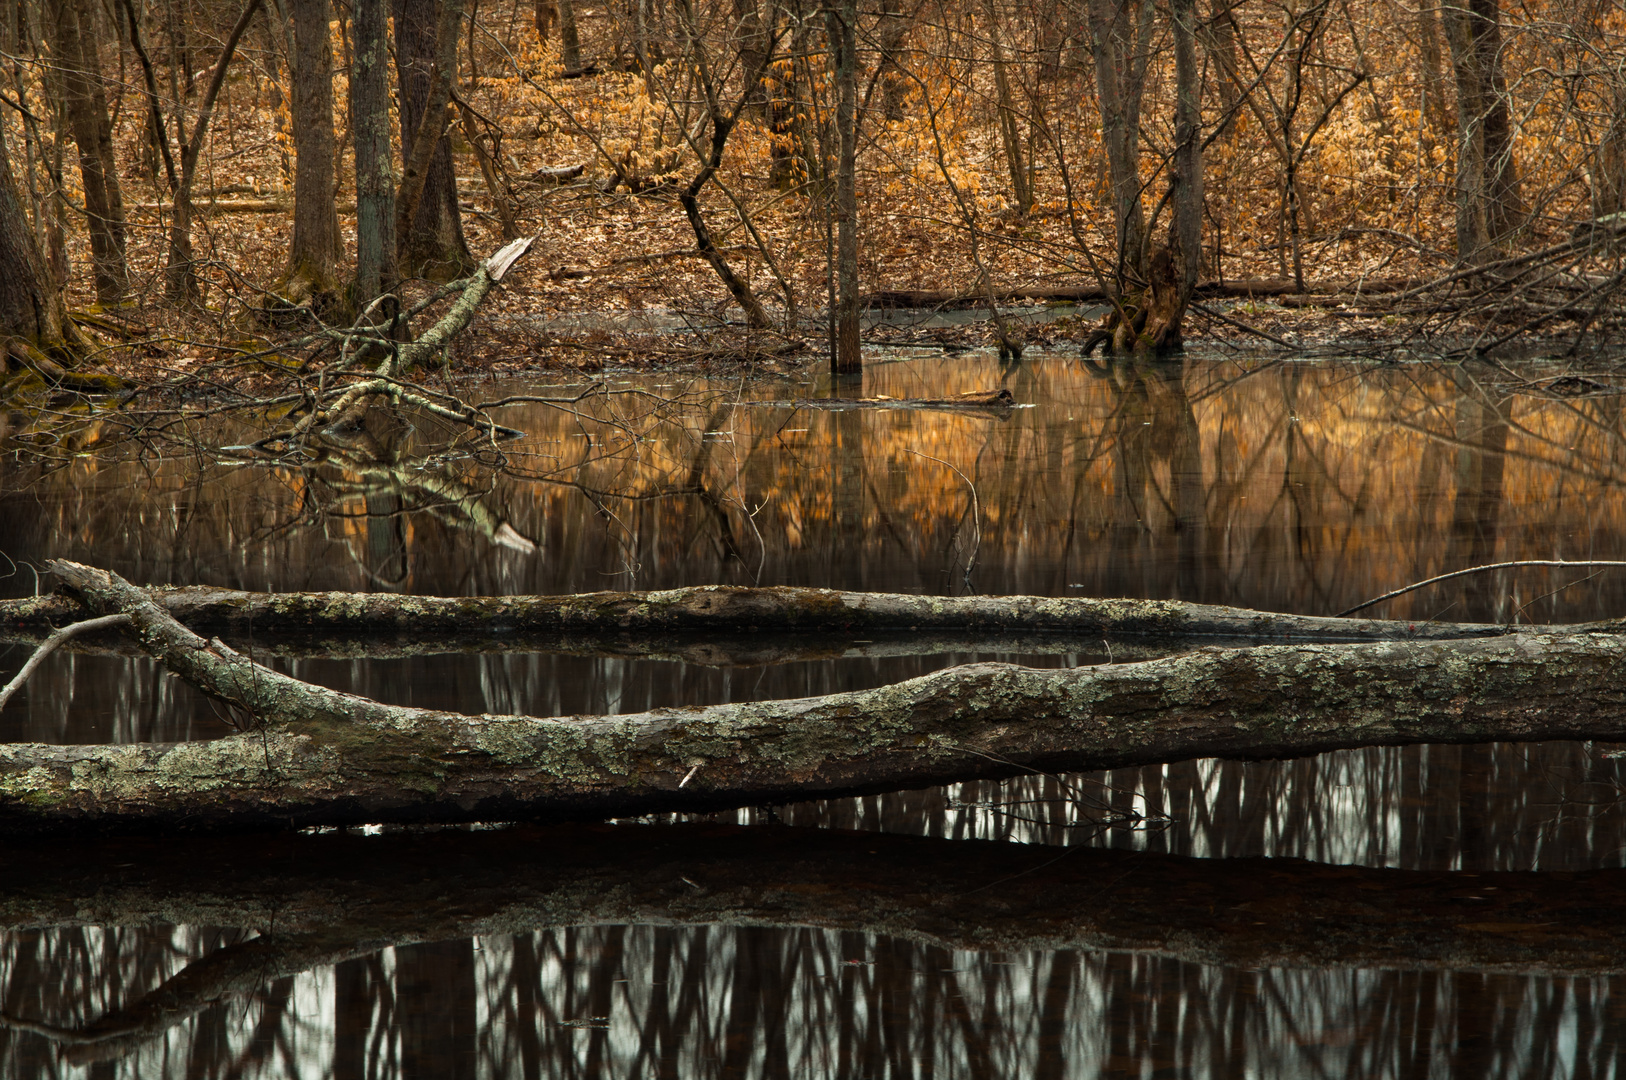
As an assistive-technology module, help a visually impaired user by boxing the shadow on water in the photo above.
[5,352,1626,1075]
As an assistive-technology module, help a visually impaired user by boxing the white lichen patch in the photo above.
[0,765,61,802]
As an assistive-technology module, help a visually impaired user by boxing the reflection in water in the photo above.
[4,354,1626,1076]
[4,925,1624,1077]
[3,355,1624,617]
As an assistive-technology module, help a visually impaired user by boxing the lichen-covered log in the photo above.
[1,573,1588,643]
[0,561,1624,834]
[3,825,1626,981]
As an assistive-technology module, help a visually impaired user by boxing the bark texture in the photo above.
[0,122,67,347]
[393,0,473,279]
[284,0,341,303]
[0,579,1570,640]
[1087,0,1152,282]
[352,0,398,305]
[1,561,1624,833]
[46,0,128,303]
[1441,0,1522,262]
[827,0,860,372]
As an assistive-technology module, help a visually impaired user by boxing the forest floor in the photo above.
[44,55,1613,385]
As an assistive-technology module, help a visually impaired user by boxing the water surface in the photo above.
[3,351,1625,1076]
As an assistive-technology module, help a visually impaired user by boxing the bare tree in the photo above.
[283,0,342,306]
[45,0,128,304]
[1441,0,1523,262]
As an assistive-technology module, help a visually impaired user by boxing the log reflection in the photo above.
[4,825,1626,1076]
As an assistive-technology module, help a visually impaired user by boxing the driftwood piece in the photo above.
[0,579,1581,642]
[0,561,1624,834]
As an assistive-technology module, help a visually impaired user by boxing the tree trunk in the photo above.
[393,0,473,279]
[394,0,465,266]
[0,121,67,349]
[557,0,582,71]
[284,0,341,305]
[876,0,909,120]
[983,0,1031,217]
[1168,0,1202,307]
[3,561,1625,834]
[45,0,129,304]
[534,0,556,41]
[826,0,859,373]
[1592,79,1626,219]
[1441,0,1522,264]
[734,0,770,115]
[351,0,398,306]
[163,0,267,301]
[1087,0,1152,283]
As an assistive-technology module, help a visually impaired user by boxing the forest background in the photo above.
[0,0,1618,386]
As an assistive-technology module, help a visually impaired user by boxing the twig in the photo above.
[0,614,132,710]
[904,448,981,589]
[1338,561,1626,618]
[1190,301,1296,347]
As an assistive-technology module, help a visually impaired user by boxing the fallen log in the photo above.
[0,577,1583,642]
[755,388,1018,413]
[859,278,1413,309]
[0,561,1623,834]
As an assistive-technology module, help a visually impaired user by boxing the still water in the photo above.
[2,351,1626,1076]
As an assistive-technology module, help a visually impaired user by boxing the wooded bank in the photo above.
[0,561,1623,834]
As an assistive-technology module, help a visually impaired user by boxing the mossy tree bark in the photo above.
[1,562,1624,834]
[1442,0,1523,263]
[0,123,66,349]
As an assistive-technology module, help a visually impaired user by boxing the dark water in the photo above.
[4,352,1626,1076]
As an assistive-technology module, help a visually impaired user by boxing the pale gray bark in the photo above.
[0,579,1574,640]
[1,561,1624,834]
